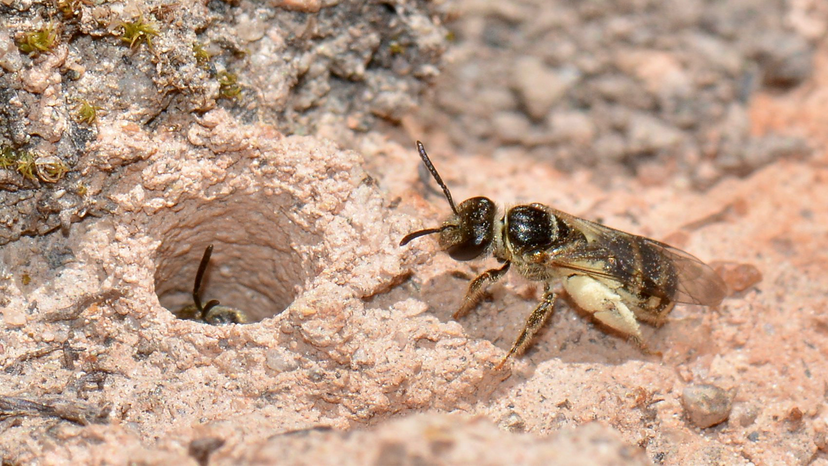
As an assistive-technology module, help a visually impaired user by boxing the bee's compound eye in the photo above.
[506,206,558,254]
[446,197,496,261]
[447,238,488,261]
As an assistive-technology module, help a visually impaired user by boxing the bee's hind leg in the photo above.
[495,285,556,370]
[454,262,511,320]
[563,275,644,345]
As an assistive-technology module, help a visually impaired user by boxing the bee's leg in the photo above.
[563,275,644,344]
[453,262,511,320]
[630,297,675,328]
[495,285,556,370]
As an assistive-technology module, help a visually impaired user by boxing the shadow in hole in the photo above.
[155,242,299,324]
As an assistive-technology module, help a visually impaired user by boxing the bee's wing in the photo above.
[637,237,727,306]
[545,212,727,307]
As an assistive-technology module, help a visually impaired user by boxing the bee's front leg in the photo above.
[495,284,556,370]
[454,262,511,320]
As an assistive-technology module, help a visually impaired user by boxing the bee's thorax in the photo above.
[503,204,568,256]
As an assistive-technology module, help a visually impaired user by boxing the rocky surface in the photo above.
[419,0,814,186]
[1,0,828,465]
[0,0,448,245]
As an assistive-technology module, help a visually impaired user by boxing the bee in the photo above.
[174,245,250,325]
[401,142,727,369]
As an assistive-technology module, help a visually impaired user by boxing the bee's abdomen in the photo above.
[606,235,678,304]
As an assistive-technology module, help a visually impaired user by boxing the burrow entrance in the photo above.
[152,189,319,324]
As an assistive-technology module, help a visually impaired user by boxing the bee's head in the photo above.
[400,142,496,261]
[437,196,496,260]
[204,305,250,325]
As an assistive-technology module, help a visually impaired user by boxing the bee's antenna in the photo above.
[201,299,221,319]
[399,225,453,246]
[416,141,458,215]
[193,244,213,313]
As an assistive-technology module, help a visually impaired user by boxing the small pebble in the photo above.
[266,349,299,372]
[714,263,762,293]
[755,32,813,89]
[511,56,575,121]
[500,411,525,433]
[3,307,27,327]
[682,384,732,428]
[730,403,760,427]
[0,29,22,73]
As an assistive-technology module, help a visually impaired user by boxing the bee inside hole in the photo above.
[173,244,250,325]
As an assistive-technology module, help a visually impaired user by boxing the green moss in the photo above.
[389,41,405,55]
[57,0,89,19]
[75,100,101,125]
[17,23,59,57]
[15,151,38,181]
[120,16,159,49]
[34,156,69,183]
[57,0,78,18]
[0,147,15,169]
[193,42,212,69]
[218,71,241,99]
[1,147,68,183]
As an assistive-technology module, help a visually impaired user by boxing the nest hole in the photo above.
[152,190,317,324]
